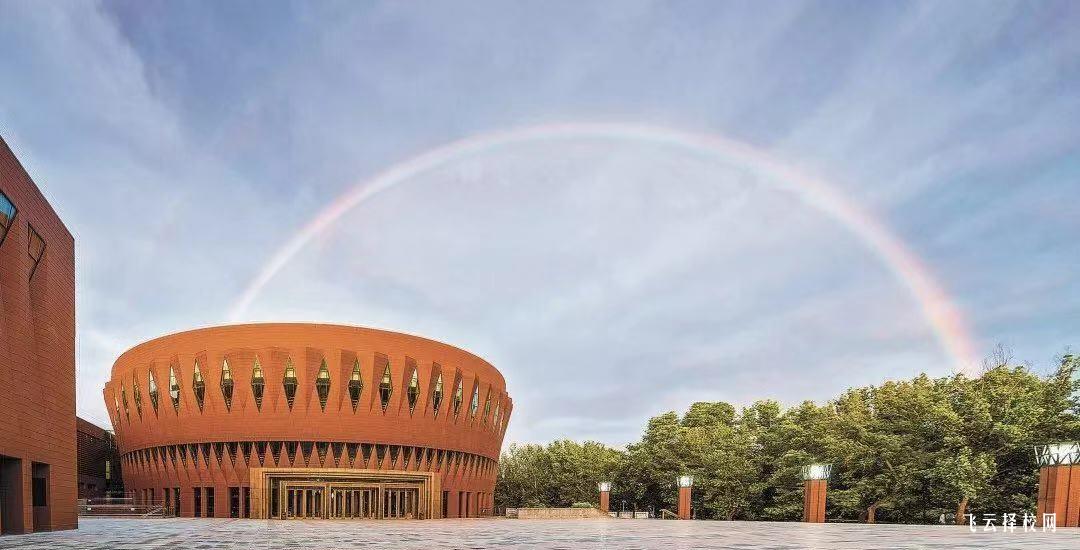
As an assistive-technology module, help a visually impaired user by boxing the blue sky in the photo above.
[0,1,1077,445]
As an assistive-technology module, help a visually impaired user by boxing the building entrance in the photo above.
[279,482,421,519]
[255,468,437,520]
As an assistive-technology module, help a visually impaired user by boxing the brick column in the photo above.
[1037,464,1080,527]
[803,479,827,523]
[677,487,691,520]
[676,475,693,520]
[598,482,611,514]
[1035,443,1080,528]
[801,463,831,523]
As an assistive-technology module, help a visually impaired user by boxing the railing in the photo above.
[659,509,679,519]
[78,498,171,518]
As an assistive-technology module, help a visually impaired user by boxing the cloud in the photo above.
[0,1,1077,445]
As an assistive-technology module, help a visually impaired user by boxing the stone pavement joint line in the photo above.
[0,518,1077,549]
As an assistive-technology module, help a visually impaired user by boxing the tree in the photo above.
[494,348,1080,523]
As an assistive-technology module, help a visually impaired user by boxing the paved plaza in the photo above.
[0,518,1076,549]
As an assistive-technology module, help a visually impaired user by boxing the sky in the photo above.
[0,0,1077,446]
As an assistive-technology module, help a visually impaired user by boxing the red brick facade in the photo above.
[103,323,511,519]
[75,417,122,500]
[0,136,77,533]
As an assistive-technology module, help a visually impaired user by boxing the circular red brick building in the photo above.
[102,323,511,520]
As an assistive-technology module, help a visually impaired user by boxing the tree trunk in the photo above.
[866,503,879,524]
[954,497,969,525]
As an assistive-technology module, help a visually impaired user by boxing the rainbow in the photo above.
[227,122,980,374]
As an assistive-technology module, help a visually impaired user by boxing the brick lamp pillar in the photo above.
[1035,443,1080,528]
[801,463,831,523]
[676,475,693,520]
[598,482,611,514]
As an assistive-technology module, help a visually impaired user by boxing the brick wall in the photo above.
[0,136,77,533]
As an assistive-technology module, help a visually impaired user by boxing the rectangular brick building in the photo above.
[76,417,122,500]
[0,136,76,533]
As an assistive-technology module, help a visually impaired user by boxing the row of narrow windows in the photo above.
[0,188,47,280]
[112,356,509,435]
[123,442,497,479]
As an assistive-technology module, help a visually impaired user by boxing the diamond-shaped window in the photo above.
[452,376,463,418]
[379,361,393,412]
[316,359,331,411]
[132,376,142,419]
[192,361,206,411]
[406,367,420,415]
[168,366,181,412]
[252,357,266,410]
[220,358,234,411]
[469,380,480,418]
[147,369,159,412]
[120,383,130,421]
[283,358,298,409]
[432,373,444,417]
[348,358,363,411]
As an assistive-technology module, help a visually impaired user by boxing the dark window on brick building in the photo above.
[469,381,480,418]
[432,373,444,417]
[229,487,240,518]
[27,223,45,280]
[194,487,202,517]
[379,363,393,412]
[32,477,46,507]
[407,368,420,414]
[348,359,363,411]
[453,377,464,417]
[316,360,331,411]
[192,361,206,411]
[220,359,234,410]
[169,366,181,412]
[0,190,15,246]
[283,359,298,409]
[251,357,266,410]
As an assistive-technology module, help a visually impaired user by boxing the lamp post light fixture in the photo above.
[801,463,831,523]
[598,481,612,492]
[1034,442,1080,527]
[677,475,694,488]
[1035,442,1080,466]
[802,463,832,481]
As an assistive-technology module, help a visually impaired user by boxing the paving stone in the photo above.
[0,518,1076,549]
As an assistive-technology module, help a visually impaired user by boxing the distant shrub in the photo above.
[570,502,595,509]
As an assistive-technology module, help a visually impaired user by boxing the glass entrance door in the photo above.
[329,486,378,519]
[383,487,419,519]
[275,480,425,519]
[284,485,325,519]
